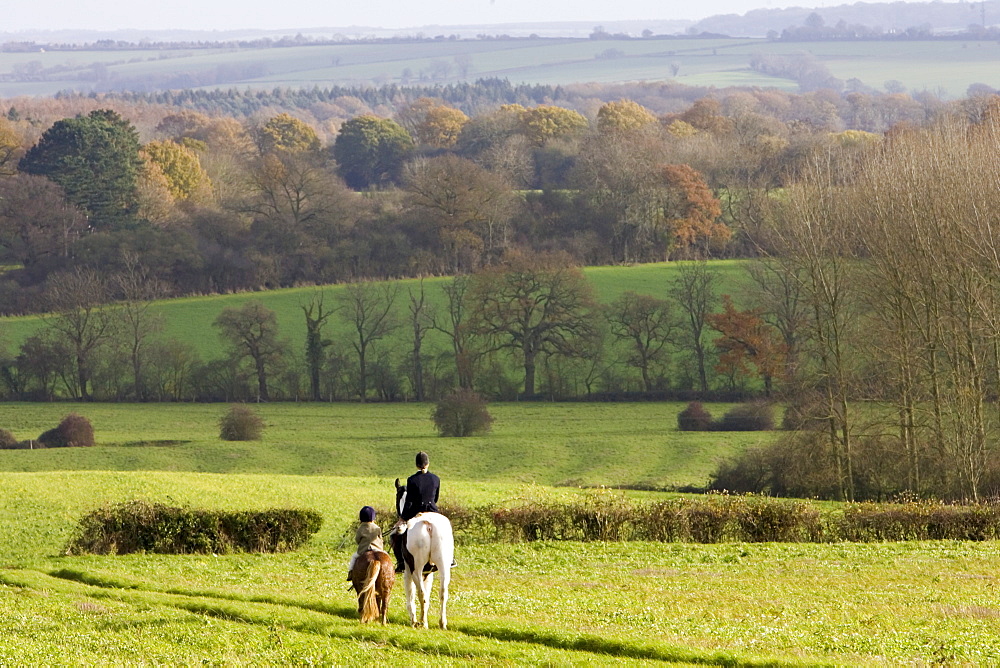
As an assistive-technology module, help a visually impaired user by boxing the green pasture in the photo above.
[0,401,761,489]
[0,260,751,363]
[2,467,1000,663]
[1,403,1000,663]
[0,37,996,98]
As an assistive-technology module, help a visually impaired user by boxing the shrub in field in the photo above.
[219,404,265,441]
[432,388,494,437]
[643,499,692,542]
[37,413,95,447]
[481,494,1000,544]
[65,500,322,555]
[492,503,574,541]
[713,402,775,431]
[677,401,713,431]
[0,429,17,449]
[710,431,842,498]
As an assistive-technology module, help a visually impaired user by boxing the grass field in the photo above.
[0,401,761,487]
[0,36,996,98]
[0,260,752,362]
[1,402,999,664]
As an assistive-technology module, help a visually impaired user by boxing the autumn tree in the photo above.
[707,295,786,395]
[0,117,26,176]
[255,113,321,154]
[659,164,728,258]
[141,140,212,202]
[404,154,518,271]
[514,104,589,146]
[469,251,597,396]
[397,98,469,148]
[596,99,657,135]
[213,301,288,402]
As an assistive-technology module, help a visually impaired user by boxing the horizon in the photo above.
[4,0,921,34]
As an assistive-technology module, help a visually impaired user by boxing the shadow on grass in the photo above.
[47,567,358,620]
[116,440,191,448]
[43,567,817,666]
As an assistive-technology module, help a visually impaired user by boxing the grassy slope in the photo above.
[0,37,993,98]
[0,401,762,487]
[1,402,999,663]
[0,260,751,360]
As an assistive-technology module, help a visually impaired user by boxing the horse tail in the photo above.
[359,559,381,623]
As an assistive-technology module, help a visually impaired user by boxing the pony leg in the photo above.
[438,566,450,630]
[358,560,381,623]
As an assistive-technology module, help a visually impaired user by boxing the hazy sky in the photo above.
[7,0,851,32]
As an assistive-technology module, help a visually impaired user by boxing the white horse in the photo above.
[394,479,454,629]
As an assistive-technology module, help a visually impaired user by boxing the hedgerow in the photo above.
[65,500,322,555]
[462,493,1000,544]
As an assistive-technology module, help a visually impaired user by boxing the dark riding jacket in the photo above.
[401,470,440,520]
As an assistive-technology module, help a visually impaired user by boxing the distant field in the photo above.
[0,400,764,489]
[0,260,751,362]
[0,37,995,98]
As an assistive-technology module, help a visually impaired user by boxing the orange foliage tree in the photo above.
[706,294,786,395]
[659,164,728,257]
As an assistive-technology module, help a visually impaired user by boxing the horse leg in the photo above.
[418,571,433,629]
[404,568,418,627]
[438,566,450,630]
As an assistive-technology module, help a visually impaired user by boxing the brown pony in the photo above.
[349,549,395,624]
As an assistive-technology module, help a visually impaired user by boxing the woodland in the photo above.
[1,78,1000,499]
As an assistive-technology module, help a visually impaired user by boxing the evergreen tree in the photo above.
[19,109,142,230]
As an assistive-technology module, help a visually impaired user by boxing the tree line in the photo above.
[0,80,976,316]
[3,83,1000,500]
[2,254,768,405]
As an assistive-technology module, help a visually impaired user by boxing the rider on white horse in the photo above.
[393,451,457,572]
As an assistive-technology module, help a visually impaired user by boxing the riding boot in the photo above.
[390,531,405,573]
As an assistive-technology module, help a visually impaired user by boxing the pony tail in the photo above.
[359,560,381,623]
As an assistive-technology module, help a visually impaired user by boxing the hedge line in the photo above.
[447,495,1000,544]
[66,500,323,555]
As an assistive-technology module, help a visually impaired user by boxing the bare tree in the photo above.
[301,290,337,401]
[469,251,597,397]
[338,281,398,402]
[42,268,116,401]
[605,291,677,392]
[407,280,434,401]
[669,261,719,393]
[213,300,287,402]
[113,252,168,400]
[432,276,479,390]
